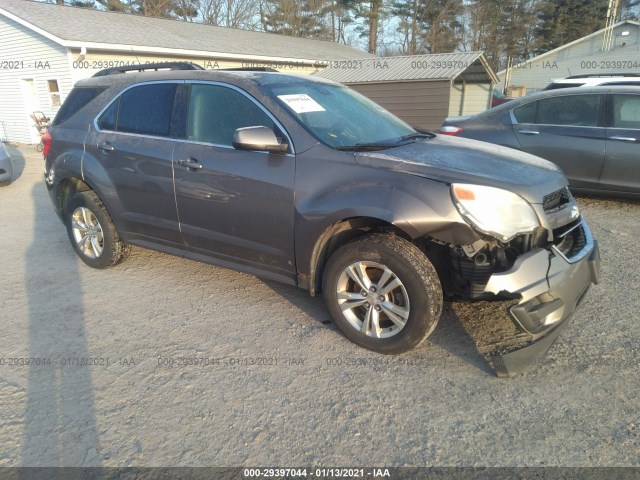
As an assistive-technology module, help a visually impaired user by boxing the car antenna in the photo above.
[130,47,141,64]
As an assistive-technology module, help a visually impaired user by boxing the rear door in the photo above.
[86,82,183,246]
[172,82,296,280]
[511,94,606,189]
[600,93,640,194]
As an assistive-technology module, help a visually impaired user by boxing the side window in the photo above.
[98,97,118,131]
[116,83,177,137]
[536,94,601,127]
[53,86,105,126]
[187,84,276,146]
[611,94,640,129]
[513,101,537,123]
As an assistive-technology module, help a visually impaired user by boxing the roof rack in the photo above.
[93,62,204,77]
[566,73,640,79]
[221,67,279,72]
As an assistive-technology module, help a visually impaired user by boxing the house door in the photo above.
[20,79,41,144]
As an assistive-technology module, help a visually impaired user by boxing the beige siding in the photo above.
[449,82,492,116]
[449,83,463,115]
[347,80,451,131]
[498,23,640,93]
[68,50,320,83]
[0,16,73,143]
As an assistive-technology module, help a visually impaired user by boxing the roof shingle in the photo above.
[0,0,374,61]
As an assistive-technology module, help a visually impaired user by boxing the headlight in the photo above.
[451,183,540,242]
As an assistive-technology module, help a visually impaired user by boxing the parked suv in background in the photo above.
[44,63,600,375]
[441,86,640,197]
[543,73,640,90]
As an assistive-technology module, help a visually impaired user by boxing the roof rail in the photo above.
[221,67,279,72]
[566,73,640,79]
[93,62,204,77]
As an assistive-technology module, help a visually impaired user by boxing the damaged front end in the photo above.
[435,186,600,377]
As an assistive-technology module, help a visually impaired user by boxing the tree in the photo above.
[260,0,332,38]
[460,0,542,72]
[535,0,608,54]
[386,0,463,55]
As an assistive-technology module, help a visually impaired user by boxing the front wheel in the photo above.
[322,234,443,354]
[64,191,130,268]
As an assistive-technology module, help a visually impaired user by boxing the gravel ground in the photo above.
[1,145,638,468]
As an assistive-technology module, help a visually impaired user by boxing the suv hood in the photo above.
[354,135,567,203]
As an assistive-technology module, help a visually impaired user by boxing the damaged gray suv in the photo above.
[44,63,600,373]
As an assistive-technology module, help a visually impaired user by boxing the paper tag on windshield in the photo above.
[278,94,325,113]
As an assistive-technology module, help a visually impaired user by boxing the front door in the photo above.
[173,83,296,278]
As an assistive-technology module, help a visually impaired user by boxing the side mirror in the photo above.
[232,126,288,153]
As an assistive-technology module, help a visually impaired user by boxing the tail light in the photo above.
[440,126,463,136]
[42,132,52,159]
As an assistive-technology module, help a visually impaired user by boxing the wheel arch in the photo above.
[307,216,412,296]
[54,174,126,238]
[55,176,93,215]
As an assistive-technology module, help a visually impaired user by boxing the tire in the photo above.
[322,233,443,354]
[64,191,130,269]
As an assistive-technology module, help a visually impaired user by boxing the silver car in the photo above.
[0,142,13,186]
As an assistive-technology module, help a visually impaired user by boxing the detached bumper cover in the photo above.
[484,219,600,376]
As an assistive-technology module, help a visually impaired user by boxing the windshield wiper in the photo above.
[400,131,435,141]
[336,143,399,151]
[336,131,435,151]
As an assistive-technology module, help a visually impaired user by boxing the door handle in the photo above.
[517,129,540,135]
[609,136,637,142]
[177,158,203,170]
[98,142,115,152]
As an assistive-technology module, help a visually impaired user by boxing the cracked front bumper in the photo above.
[484,219,600,376]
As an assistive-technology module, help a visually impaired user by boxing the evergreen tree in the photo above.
[535,0,608,54]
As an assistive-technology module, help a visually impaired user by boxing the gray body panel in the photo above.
[173,142,296,280]
[353,135,566,204]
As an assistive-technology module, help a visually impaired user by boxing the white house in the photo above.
[0,0,373,143]
[498,20,640,95]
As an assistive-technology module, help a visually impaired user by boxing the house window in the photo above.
[47,80,61,107]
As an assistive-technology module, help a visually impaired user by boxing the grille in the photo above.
[543,187,572,213]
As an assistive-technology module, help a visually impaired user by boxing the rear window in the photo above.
[97,83,177,136]
[52,87,105,126]
[513,101,537,123]
[536,95,601,126]
[116,84,177,137]
[514,95,601,127]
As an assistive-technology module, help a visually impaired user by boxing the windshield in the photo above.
[264,82,416,149]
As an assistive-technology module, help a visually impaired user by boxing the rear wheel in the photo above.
[322,234,443,354]
[64,191,130,268]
